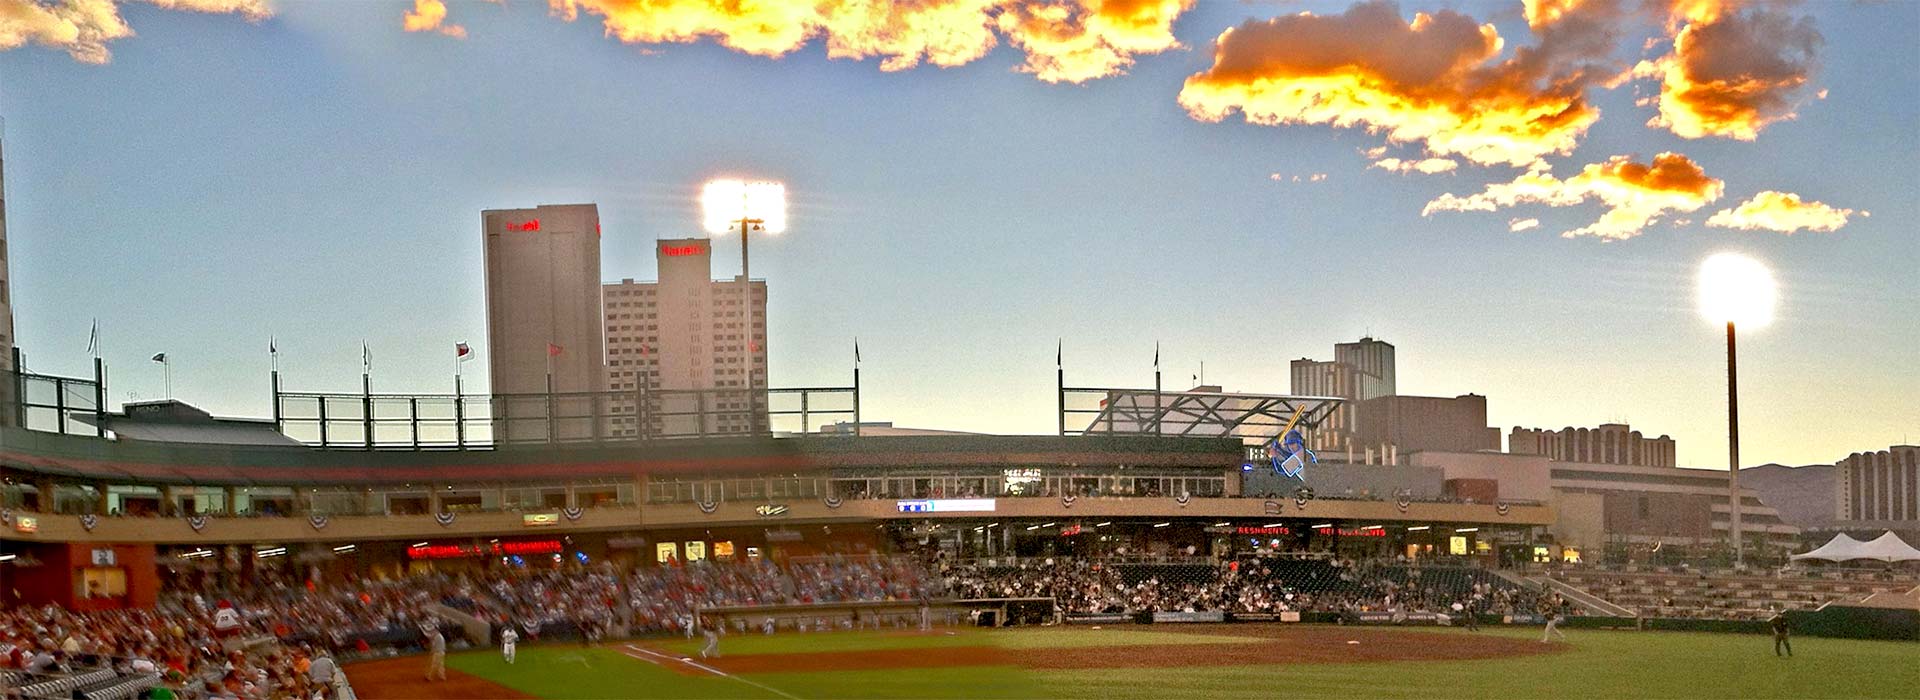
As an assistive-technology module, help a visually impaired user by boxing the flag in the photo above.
[1154,342,1159,369]
[150,353,167,364]
[455,342,473,362]
[269,337,277,356]
[854,338,860,364]
[86,319,98,357]
[362,342,371,373]
[638,344,649,357]
[547,343,563,357]
[1055,340,1062,367]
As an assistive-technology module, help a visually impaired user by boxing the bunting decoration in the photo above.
[308,514,329,530]
[1396,491,1412,513]
[1496,501,1512,517]
[823,495,844,509]
[434,512,456,527]
[1175,492,1191,508]
[1294,486,1315,510]
[1060,494,1076,509]
[186,515,208,532]
[562,506,584,522]
[696,499,717,515]
[1,508,13,526]
[79,514,98,531]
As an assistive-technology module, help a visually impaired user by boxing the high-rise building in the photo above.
[1836,445,1919,524]
[481,203,605,440]
[1334,336,1395,400]
[1509,423,1677,468]
[1289,358,1359,436]
[1290,337,1396,451]
[0,132,16,425]
[603,238,766,436]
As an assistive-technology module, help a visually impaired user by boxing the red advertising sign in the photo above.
[407,540,564,560]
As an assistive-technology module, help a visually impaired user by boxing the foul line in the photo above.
[623,644,802,700]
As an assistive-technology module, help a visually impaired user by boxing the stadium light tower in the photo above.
[702,179,786,436]
[1697,252,1777,568]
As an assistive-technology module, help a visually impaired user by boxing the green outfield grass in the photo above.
[443,626,1916,700]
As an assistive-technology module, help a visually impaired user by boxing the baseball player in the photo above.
[700,618,720,659]
[501,626,518,665]
[424,628,447,681]
[1769,608,1792,657]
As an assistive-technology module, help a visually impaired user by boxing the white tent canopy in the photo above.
[1791,531,1920,563]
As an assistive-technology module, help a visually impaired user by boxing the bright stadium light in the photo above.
[701,179,787,234]
[1695,251,1779,568]
[1697,252,1776,328]
[700,178,788,436]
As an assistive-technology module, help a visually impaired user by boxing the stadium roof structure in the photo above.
[1060,386,1344,441]
[1791,531,1920,563]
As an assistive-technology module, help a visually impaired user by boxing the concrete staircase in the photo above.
[1531,575,1637,618]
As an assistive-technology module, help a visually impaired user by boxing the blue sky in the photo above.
[0,0,1912,468]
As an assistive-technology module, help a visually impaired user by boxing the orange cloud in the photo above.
[543,0,1190,83]
[403,0,467,39]
[995,0,1191,84]
[1178,0,1629,168]
[1423,152,1724,240]
[0,0,268,64]
[1634,1,1823,140]
[1706,190,1857,234]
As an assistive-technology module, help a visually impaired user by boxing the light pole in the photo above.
[1696,252,1776,568]
[702,179,786,436]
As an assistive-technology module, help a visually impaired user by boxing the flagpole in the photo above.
[1153,341,1161,436]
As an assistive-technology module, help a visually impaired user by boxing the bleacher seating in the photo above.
[1550,569,1912,619]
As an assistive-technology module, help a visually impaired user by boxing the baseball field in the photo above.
[344,624,1917,699]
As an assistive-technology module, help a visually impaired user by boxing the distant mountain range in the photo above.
[1741,463,1836,528]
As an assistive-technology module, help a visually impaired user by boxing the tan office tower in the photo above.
[604,238,766,437]
[482,204,605,441]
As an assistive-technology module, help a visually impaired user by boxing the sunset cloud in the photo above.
[543,0,1191,83]
[1634,1,1823,140]
[0,0,268,63]
[1177,0,1629,169]
[1706,190,1857,234]
[403,0,466,39]
[1424,152,1724,240]
[1508,217,1540,232]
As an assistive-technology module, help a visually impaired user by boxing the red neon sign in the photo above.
[1315,527,1386,538]
[505,219,540,232]
[408,540,564,560]
[1237,526,1291,535]
[660,244,706,257]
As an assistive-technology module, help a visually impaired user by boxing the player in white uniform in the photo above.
[501,627,518,664]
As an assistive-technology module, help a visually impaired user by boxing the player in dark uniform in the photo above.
[1769,609,1792,657]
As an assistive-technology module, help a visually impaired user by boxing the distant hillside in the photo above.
[1741,464,1836,528]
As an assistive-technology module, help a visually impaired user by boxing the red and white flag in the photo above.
[547,343,563,357]
[455,342,473,362]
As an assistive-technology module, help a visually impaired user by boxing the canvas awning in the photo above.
[1791,531,1920,563]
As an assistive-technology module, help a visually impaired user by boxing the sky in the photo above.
[0,0,1912,469]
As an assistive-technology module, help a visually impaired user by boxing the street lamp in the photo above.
[702,179,786,436]
[1696,252,1776,568]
